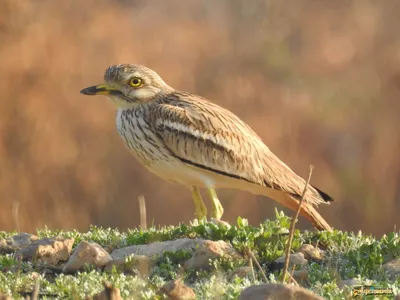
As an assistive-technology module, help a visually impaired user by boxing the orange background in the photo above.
[0,0,399,236]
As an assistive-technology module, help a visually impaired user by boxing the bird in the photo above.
[80,64,333,232]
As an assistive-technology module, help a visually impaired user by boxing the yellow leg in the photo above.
[191,186,207,220]
[207,187,224,220]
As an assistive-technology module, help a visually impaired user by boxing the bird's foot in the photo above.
[210,218,231,228]
[189,217,207,226]
[211,205,224,220]
[191,186,207,224]
[207,187,224,220]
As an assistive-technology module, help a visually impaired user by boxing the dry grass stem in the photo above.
[30,280,40,300]
[138,195,147,230]
[247,248,268,282]
[12,201,20,232]
[282,165,314,283]
[249,253,256,282]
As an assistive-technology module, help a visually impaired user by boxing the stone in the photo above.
[273,253,308,270]
[383,258,400,279]
[184,240,241,270]
[0,292,13,300]
[297,244,324,262]
[87,282,121,300]
[229,266,253,280]
[104,255,152,276]
[110,238,240,273]
[110,238,240,264]
[159,280,195,300]
[11,233,38,247]
[0,233,38,254]
[111,238,204,259]
[238,283,325,300]
[337,278,362,289]
[63,241,112,273]
[292,270,309,285]
[15,237,74,265]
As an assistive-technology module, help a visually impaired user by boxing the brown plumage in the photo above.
[80,64,333,231]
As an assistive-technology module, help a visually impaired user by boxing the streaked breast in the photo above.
[116,108,172,166]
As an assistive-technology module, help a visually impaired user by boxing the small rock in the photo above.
[15,237,74,265]
[87,282,121,300]
[0,292,13,300]
[238,283,325,300]
[12,233,38,247]
[110,238,240,263]
[184,240,241,270]
[273,253,308,270]
[159,280,195,300]
[229,266,253,280]
[0,233,38,254]
[111,238,204,259]
[383,258,400,280]
[29,272,41,280]
[297,244,324,262]
[292,269,309,285]
[63,241,112,273]
[337,278,362,289]
[104,255,152,276]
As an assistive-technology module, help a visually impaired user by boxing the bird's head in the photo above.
[80,64,173,108]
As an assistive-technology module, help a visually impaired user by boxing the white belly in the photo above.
[145,159,215,188]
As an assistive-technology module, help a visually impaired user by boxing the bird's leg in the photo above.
[207,187,224,220]
[191,186,207,220]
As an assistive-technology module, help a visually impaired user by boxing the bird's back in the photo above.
[147,91,331,206]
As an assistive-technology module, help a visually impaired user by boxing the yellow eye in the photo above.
[129,77,143,87]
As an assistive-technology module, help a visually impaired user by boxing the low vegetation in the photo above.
[0,210,399,299]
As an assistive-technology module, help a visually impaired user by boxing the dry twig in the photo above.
[249,253,256,282]
[282,165,314,283]
[138,195,147,230]
[247,248,268,282]
[12,201,20,232]
[30,280,40,300]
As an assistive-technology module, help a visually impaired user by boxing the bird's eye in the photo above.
[129,77,143,87]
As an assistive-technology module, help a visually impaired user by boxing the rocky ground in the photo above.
[0,211,399,299]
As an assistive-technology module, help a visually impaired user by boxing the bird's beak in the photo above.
[80,84,119,96]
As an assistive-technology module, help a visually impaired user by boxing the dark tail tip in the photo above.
[312,185,334,202]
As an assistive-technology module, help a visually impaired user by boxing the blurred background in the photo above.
[0,0,399,237]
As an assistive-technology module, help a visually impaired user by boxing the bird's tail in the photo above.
[250,186,333,232]
[280,193,333,232]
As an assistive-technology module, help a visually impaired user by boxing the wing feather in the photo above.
[149,92,327,205]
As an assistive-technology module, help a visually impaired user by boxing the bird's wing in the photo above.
[149,92,327,205]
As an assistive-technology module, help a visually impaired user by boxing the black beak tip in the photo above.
[80,87,94,95]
